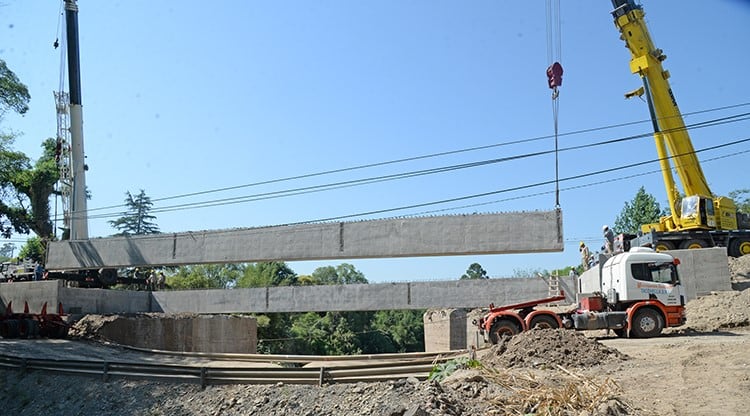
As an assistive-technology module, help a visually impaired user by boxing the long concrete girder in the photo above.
[45,210,563,270]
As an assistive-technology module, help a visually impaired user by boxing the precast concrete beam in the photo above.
[45,210,563,270]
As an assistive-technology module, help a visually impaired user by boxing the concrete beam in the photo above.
[1,277,573,315]
[45,210,563,270]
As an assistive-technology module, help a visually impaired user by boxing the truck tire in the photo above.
[98,268,118,287]
[729,237,750,258]
[679,239,708,250]
[529,314,559,329]
[489,319,520,344]
[630,308,664,338]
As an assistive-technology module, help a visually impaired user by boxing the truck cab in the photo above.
[598,248,684,308]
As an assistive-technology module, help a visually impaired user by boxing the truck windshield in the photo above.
[631,262,678,284]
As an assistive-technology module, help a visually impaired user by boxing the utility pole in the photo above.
[64,0,89,240]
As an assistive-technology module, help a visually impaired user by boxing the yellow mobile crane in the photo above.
[611,0,750,257]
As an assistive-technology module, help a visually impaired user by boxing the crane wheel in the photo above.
[630,308,664,338]
[679,239,708,250]
[654,241,675,252]
[489,318,520,344]
[729,237,750,258]
[529,314,559,329]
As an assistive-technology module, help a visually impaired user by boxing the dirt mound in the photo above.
[480,328,627,369]
[728,254,750,279]
[673,290,750,332]
[68,314,120,339]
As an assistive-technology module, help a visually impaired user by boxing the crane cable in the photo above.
[545,0,562,209]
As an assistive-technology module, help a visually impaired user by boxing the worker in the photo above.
[157,272,166,290]
[603,225,615,254]
[34,262,44,281]
[579,241,591,271]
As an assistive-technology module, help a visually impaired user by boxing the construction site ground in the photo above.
[0,255,748,415]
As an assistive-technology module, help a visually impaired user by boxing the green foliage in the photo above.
[18,236,44,262]
[0,59,30,117]
[311,263,368,285]
[289,312,361,355]
[613,186,662,234]
[729,189,750,214]
[428,357,483,382]
[0,136,60,240]
[369,310,425,353]
[236,261,298,287]
[460,262,488,279]
[108,189,159,235]
[0,242,15,260]
[167,264,241,289]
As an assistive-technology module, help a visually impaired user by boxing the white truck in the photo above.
[477,248,686,342]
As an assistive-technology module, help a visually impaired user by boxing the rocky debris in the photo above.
[480,328,628,369]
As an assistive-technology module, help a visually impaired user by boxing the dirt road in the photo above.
[597,328,750,415]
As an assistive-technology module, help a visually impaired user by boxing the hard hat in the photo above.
[602,225,609,231]
[579,241,585,247]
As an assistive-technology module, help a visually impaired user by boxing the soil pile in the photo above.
[674,289,750,332]
[728,254,750,280]
[68,314,119,339]
[480,328,627,369]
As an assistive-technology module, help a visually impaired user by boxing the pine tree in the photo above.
[108,190,159,235]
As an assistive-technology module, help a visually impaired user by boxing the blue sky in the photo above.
[2,1,749,282]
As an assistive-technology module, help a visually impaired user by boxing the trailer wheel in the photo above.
[1,320,20,339]
[679,239,708,250]
[654,241,675,252]
[98,268,118,287]
[489,319,520,344]
[529,314,559,329]
[729,237,750,258]
[630,308,664,338]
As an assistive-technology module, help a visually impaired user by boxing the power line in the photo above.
[80,112,750,221]
[83,102,750,214]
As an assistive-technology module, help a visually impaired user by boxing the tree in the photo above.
[613,186,662,234]
[311,263,368,285]
[0,242,14,260]
[368,310,425,353]
[236,261,298,287]
[460,262,488,279]
[167,264,241,289]
[108,189,159,235]
[18,236,44,262]
[0,59,30,119]
[0,137,60,243]
[729,189,750,214]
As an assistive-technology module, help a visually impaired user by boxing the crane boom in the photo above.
[609,1,749,255]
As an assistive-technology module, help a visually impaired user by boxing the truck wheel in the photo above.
[728,237,750,258]
[654,241,675,252]
[630,308,664,338]
[489,319,520,344]
[679,239,708,250]
[98,268,118,287]
[529,314,559,329]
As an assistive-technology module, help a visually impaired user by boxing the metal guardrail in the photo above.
[0,353,454,387]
